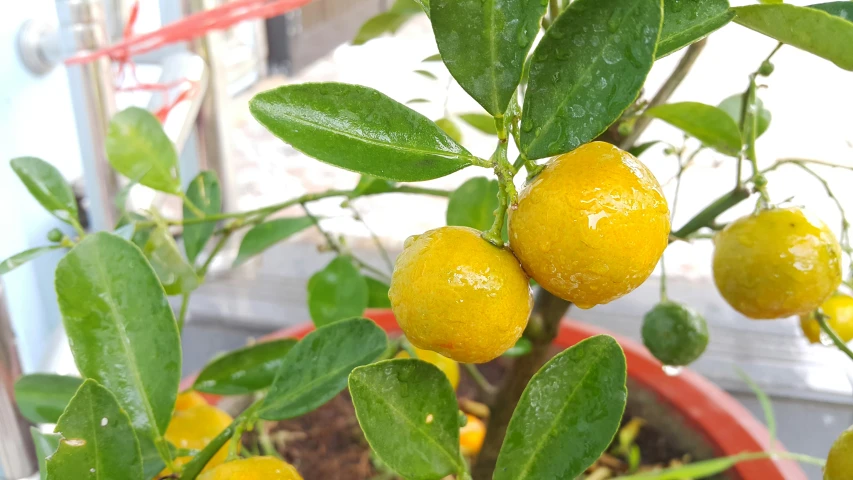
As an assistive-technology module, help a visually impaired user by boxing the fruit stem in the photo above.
[483,130,516,247]
[670,187,751,241]
[463,363,499,399]
[816,311,853,363]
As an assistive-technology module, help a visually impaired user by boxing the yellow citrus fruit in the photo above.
[825,425,853,480]
[198,456,303,480]
[460,414,486,457]
[508,141,670,309]
[175,391,208,411]
[713,208,842,319]
[389,226,532,363]
[395,347,460,390]
[799,295,853,344]
[159,404,234,476]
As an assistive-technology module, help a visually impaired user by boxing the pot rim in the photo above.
[185,308,806,480]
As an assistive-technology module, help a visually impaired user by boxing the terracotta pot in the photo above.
[187,309,806,480]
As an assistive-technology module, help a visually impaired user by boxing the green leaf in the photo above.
[735,367,776,441]
[759,0,783,4]
[55,232,180,452]
[391,0,425,14]
[10,157,79,224]
[143,226,200,295]
[494,335,627,480]
[658,0,734,58]
[106,107,181,194]
[193,339,298,395]
[422,53,442,62]
[14,374,83,424]
[307,256,369,327]
[413,0,430,16]
[352,11,414,45]
[250,83,476,182]
[47,380,143,480]
[733,4,853,70]
[628,140,662,157]
[31,427,61,480]
[434,117,463,143]
[366,276,392,308]
[459,113,498,135]
[414,69,438,80]
[430,0,547,116]
[407,98,431,104]
[0,246,61,275]
[446,177,499,231]
[354,175,397,196]
[349,359,463,480]
[520,0,663,160]
[502,337,533,357]
[717,94,771,138]
[645,102,742,156]
[809,2,853,21]
[260,318,387,420]
[234,216,315,266]
[183,171,222,263]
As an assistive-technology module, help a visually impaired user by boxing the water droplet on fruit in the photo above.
[662,365,683,376]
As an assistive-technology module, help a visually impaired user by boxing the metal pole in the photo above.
[56,0,119,231]
[0,283,37,480]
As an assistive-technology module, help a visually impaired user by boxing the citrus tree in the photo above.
[5,0,853,479]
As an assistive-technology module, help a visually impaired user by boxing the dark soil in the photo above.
[246,348,695,480]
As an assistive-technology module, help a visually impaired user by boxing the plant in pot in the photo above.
[6,0,853,479]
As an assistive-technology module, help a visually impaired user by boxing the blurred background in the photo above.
[0,1,851,478]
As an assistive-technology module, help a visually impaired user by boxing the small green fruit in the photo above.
[642,301,709,366]
[47,228,64,243]
[758,60,775,77]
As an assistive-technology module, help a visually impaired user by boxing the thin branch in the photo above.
[350,206,394,273]
[817,313,853,363]
[620,39,708,149]
[177,293,190,334]
[463,363,499,398]
[198,230,232,278]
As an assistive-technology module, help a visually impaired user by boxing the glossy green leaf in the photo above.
[46,380,143,480]
[353,175,397,196]
[193,339,298,395]
[106,107,181,194]
[414,0,430,16]
[613,454,745,479]
[446,177,499,231]
[459,113,498,135]
[502,337,533,357]
[434,117,463,143]
[366,276,392,308]
[234,216,315,267]
[352,11,414,45]
[0,246,61,275]
[183,171,222,263]
[14,374,83,424]
[55,232,180,450]
[31,427,61,480]
[143,226,199,295]
[430,0,547,116]
[414,69,438,80]
[260,318,387,420]
[422,53,442,62]
[717,94,771,138]
[645,102,742,156]
[10,157,79,224]
[520,0,662,160]
[494,335,627,480]
[350,359,463,480]
[250,83,476,182]
[658,0,734,58]
[809,2,853,21]
[391,0,425,14]
[407,98,431,104]
[733,4,853,70]
[307,256,369,327]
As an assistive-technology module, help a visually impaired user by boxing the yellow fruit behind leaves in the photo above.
[460,414,486,457]
[390,226,532,363]
[825,425,853,480]
[159,404,234,477]
[175,391,208,411]
[799,295,853,344]
[508,142,670,308]
[713,208,842,319]
[198,456,303,480]
[395,346,460,390]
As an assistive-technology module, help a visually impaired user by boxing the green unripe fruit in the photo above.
[758,60,775,77]
[642,301,709,366]
[47,228,64,243]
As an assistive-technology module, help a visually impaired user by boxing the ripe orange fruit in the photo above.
[460,414,486,457]
[389,226,532,363]
[159,404,234,476]
[198,456,303,480]
[175,391,208,411]
[395,346,460,390]
[799,295,853,344]
[713,208,842,319]
[508,142,670,308]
